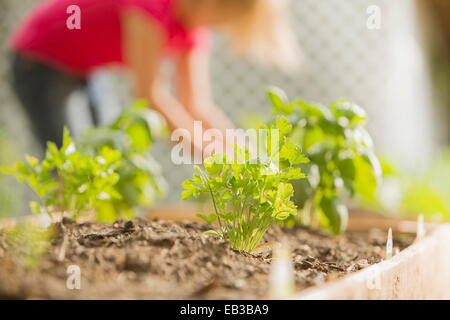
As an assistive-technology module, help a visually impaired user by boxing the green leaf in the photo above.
[14,162,30,176]
[133,99,149,110]
[25,155,39,168]
[204,154,224,176]
[96,202,117,223]
[354,154,378,199]
[266,87,292,114]
[29,201,41,215]
[100,146,122,165]
[196,213,217,224]
[127,122,152,152]
[0,166,18,177]
[320,195,348,235]
[45,142,62,166]
[62,126,74,153]
[202,230,221,237]
[337,157,356,181]
[280,140,309,166]
[274,116,292,137]
[330,99,367,125]
[279,167,306,180]
[272,183,297,220]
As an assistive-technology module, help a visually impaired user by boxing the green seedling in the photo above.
[182,117,308,253]
[1,102,167,223]
[77,100,168,221]
[1,127,122,221]
[266,87,381,235]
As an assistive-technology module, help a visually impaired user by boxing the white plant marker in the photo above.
[386,228,393,259]
[36,213,52,230]
[416,213,425,241]
[269,243,294,299]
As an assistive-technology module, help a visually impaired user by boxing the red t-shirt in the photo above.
[10,0,210,77]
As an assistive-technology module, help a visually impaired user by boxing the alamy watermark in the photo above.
[66,5,381,31]
[66,265,81,290]
[66,5,81,30]
[366,5,381,30]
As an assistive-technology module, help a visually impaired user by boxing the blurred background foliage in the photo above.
[77,101,168,221]
[0,130,17,219]
[264,89,381,233]
[357,149,450,222]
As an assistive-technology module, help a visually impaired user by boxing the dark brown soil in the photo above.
[0,218,413,299]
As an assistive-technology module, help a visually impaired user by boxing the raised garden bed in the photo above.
[293,223,450,299]
[2,209,446,300]
[1,92,448,300]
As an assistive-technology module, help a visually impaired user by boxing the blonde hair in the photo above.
[216,0,300,73]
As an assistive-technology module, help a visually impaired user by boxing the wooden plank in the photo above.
[292,224,450,299]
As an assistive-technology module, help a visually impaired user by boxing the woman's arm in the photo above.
[176,46,236,135]
[121,8,204,151]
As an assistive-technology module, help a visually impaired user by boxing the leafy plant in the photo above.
[2,222,56,270]
[1,128,122,221]
[1,101,167,223]
[182,117,308,253]
[266,88,381,234]
[77,101,168,221]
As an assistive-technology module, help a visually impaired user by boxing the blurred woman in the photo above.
[9,0,298,151]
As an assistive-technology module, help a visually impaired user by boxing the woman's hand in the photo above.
[177,46,238,158]
[177,47,235,135]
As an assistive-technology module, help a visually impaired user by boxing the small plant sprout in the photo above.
[182,117,308,253]
[269,242,295,299]
[386,228,393,259]
[416,213,425,241]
